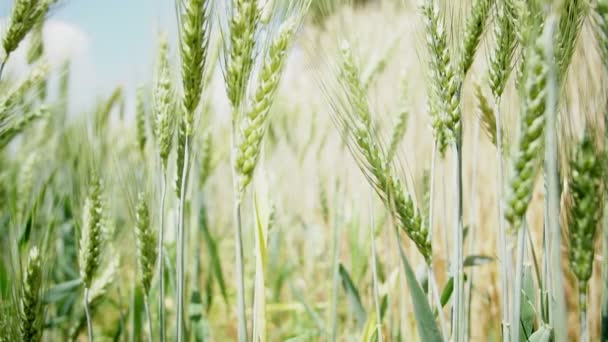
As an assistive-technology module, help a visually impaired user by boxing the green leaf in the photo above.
[440,277,454,308]
[463,255,494,267]
[528,324,552,342]
[339,263,367,327]
[395,232,442,342]
[200,207,228,304]
[520,265,536,341]
[43,278,82,303]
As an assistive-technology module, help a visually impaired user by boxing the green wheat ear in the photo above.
[235,19,298,193]
[78,177,105,288]
[422,0,461,156]
[505,38,548,230]
[154,33,174,171]
[20,246,42,342]
[135,192,156,295]
[568,133,604,310]
[226,0,261,111]
[459,0,492,77]
[488,0,517,99]
[2,0,52,63]
[135,85,147,156]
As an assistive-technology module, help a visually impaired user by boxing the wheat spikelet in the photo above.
[78,177,105,288]
[199,131,213,187]
[235,19,297,192]
[154,34,174,170]
[135,193,156,295]
[474,82,499,146]
[555,0,587,82]
[2,0,52,62]
[505,39,548,230]
[386,105,409,165]
[27,23,44,65]
[0,105,49,148]
[568,133,604,310]
[459,0,492,77]
[422,0,460,156]
[226,0,261,110]
[488,0,517,98]
[330,41,431,263]
[135,85,147,156]
[179,0,211,135]
[19,247,42,342]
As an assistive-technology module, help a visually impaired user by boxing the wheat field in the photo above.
[0,0,607,341]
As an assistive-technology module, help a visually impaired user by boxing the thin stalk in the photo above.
[231,108,248,342]
[453,136,464,342]
[465,116,481,341]
[428,141,437,243]
[544,17,567,342]
[233,199,247,342]
[176,135,192,342]
[84,287,93,342]
[0,60,6,81]
[494,98,510,342]
[429,268,449,340]
[158,171,167,342]
[542,192,551,322]
[511,222,528,342]
[329,186,341,341]
[368,192,383,342]
[580,292,588,342]
[144,294,153,342]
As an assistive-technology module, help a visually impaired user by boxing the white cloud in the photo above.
[1,18,96,110]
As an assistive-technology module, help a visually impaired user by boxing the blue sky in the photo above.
[51,0,177,92]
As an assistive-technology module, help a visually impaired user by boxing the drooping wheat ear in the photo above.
[154,33,174,171]
[459,0,492,77]
[179,0,211,135]
[386,104,409,165]
[488,0,517,98]
[27,23,44,65]
[422,0,461,156]
[20,246,42,342]
[2,0,52,63]
[596,0,608,68]
[235,19,297,193]
[474,81,499,146]
[135,192,156,295]
[79,177,105,288]
[332,42,431,263]
[505,39,548,230]
[568,133,604,311]
[0,105,49,149]
[136,85,147,156]
[555,0,587,83]
[226,0,261,110]
[0,62,49,112]
[199,131,213,187]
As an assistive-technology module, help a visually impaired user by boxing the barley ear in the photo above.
[20,247,42,342]
[78,177,105,288]
[235,19,297,193]
[135,193,156,295]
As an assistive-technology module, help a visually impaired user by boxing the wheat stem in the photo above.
[158,171,167,342]
[144,294,153,342]
[234,198,247,342]
[511,221,528,342]
[84,287,93,342]
[580,291,588,342]
[494,97,510,342]
[368,191,383,342]
[176,135,191,342]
